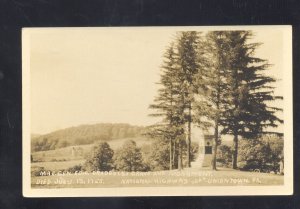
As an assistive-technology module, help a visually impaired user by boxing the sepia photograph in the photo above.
[22,26,293,196]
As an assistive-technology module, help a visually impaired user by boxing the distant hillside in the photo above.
[31,123,145,152]
[32,136,151,163]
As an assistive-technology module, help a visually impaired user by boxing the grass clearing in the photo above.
[32,137,151,162]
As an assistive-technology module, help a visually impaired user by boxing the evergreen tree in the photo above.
[193,31,231,170]
[149,30,282,172]
[219,31,283,169]
[148,43,185,170]
[176,31,202,167]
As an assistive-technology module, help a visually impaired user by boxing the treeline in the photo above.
[31,123,144,152]
[79,135,281,173]
[66,139,199,173]
[32,136,283,176]
[148,31,282,170]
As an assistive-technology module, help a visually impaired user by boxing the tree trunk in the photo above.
[178,141,182,170]
[212,121,218,170]
[169,139,173,170]
[187,104,192,167]
[172,140,176,168]
[232,134,238,169]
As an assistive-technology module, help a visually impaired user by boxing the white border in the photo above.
[22,26,293,197]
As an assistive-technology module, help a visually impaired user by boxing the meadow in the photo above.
[31,137,151,173]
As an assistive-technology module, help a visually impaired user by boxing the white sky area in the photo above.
[29,27,285,134]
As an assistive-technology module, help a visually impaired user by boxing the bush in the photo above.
[67,164,84,173]
[143,138,170,171]
[113,140,147,172]
[84,142,114,172]
[238,135,283,173]
[217,144,232,167]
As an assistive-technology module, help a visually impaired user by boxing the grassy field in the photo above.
[32,145,93,162]
[31,167,283,188]
[31,137,152,176]
[32,137,151,162]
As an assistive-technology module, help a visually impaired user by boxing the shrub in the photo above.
[143,138,170,171]
[113,140,147,172]
[84,142,114,172]
[216,144,232,167]
[67,164,84,173]
[238,135,283,173]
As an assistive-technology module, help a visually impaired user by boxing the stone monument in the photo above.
[191,126,214,168]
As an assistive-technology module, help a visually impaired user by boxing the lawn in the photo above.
[32,137,151,162]
[31,167,283,188]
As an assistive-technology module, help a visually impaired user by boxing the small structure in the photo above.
[202,135,214,167]
[198,134,214,167]
[191,127,214,168]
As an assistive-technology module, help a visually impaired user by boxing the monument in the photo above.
[191,125,214,168]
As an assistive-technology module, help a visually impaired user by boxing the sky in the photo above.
[28,27,286,134]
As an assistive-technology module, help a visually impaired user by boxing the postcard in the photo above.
[22,26,293,196]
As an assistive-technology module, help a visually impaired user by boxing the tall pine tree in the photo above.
[219,31,283,169]
[148,43,185,170]
[176,31,201,167]
[193,31,231,170]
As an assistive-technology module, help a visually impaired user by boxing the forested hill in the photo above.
[31,123,145,152]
